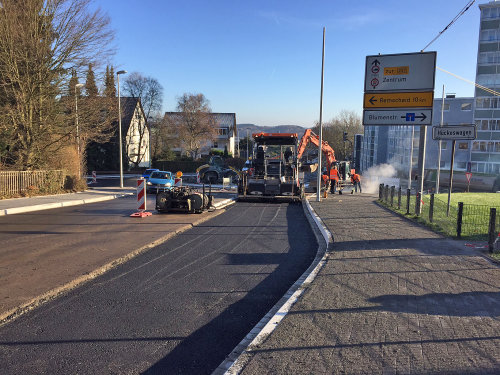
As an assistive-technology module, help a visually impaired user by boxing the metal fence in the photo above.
[379,184,499,245]
[0,170,65,196]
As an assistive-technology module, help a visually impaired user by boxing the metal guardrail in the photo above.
[0,170,65,196]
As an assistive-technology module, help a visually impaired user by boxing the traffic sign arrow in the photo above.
[371,59,380,67]
[400,112,427,121]
[369,96,377,105]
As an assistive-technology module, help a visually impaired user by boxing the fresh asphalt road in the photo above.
[0,201,317,374]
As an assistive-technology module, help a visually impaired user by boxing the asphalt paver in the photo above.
[239,193,500,375]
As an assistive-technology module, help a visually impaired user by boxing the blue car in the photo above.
[142,168,159,180]
[147,171,175,193]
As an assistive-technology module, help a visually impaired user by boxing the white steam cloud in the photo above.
[361,164,400,194]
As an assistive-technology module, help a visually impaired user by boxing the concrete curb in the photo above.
[0,192,134,216]
[0,200,234,327]
[212,197,334,375]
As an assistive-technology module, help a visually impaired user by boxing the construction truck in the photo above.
[296,129,353,193]
[238,132,304,201]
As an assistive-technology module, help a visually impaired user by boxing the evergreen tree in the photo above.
[85,63,98,97]
[104,65,116,97]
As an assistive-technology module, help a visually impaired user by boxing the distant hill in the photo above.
[237,124,308,137]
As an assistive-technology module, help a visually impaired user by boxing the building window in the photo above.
[441,141,448,150]
[440,160,446,168]
[458,142,468,150]
[461,103,472,111]
[496,142,500,152]
[213,142,218,148]
[442,103,450,111]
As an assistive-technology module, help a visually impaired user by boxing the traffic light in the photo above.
[343,132,348,141]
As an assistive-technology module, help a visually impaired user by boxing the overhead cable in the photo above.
[422,0,476,51]
[437,66,500,96]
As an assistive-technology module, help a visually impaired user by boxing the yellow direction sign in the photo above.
[363,92,433,108]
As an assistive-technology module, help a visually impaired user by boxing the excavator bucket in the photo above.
[300,162,318,173]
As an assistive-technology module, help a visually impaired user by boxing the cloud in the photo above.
[259,10,386,31]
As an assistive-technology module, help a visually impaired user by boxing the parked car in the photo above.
[142,168,159,180]
[147,171,174,193]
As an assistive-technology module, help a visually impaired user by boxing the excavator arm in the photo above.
[297,129,336,169]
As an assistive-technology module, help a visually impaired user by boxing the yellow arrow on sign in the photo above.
[363,92,434,108]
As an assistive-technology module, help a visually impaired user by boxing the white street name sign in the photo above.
[432,125,477,140]
[363,109,432,125]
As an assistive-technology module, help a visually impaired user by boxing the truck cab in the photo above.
[238,133,304,201]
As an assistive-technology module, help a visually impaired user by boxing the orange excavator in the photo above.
[297,129,352,192]
[297,129,336,171]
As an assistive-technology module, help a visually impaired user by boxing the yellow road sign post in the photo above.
[363,91,434,108]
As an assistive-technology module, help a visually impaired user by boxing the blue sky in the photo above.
[94,0,481,127]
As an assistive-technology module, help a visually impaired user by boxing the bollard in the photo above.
[390,186,395,206]
[397,187,402,210]
[429,193,435,223]
[384,185,389,203]
[457,202,464,238]
[488,208,497,253]
[415,192,421,216]
[379,184,384,200]
[130,178,152,218]
[406,189,411,215]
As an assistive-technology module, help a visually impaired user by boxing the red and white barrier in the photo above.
[130,178,152,218]
[174,178,182,187]
[196,172,201,184]
[92,171,97,184]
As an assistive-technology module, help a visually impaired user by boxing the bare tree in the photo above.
[122,72,163,168]
[167,93,216,159]
[313,110,362,161]
[0,0,114,169]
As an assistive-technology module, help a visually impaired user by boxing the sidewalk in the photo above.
[237,194,500,374]
[0,187,135,216]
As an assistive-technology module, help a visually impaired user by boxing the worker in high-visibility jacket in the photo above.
[329,165,339,194]
[351,172,362,193]
[321,169,330,190]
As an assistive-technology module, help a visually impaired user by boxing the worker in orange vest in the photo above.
[351,172,362,193]
[329,165,339,194]
[321,168,330,197]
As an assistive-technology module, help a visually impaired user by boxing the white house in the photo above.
[163,112,238,157]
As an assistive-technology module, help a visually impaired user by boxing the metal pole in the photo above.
[408,126,415,190]
[117,74,124,189]
[74,83,84,179]
[316,27,325,202]
[446,140,456,217]
[246,129,249,160]
[436,85,444,194]
[75,88,80,179]
[417,125,427,214]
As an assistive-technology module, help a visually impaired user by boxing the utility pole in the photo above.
[436,85,445,194]
[316,27,325,202]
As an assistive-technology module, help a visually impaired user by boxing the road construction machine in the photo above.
[296,129,353,192]
[238,132,304,201]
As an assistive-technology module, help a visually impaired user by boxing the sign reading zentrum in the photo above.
[363,51,436,126]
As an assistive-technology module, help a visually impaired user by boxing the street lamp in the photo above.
[117,70,127,188]
[75,83,84,179]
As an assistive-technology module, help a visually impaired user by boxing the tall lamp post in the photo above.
[75,83,84,179]
[117,70,127,188]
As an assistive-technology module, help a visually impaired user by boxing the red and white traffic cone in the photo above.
[130,178,152,218]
